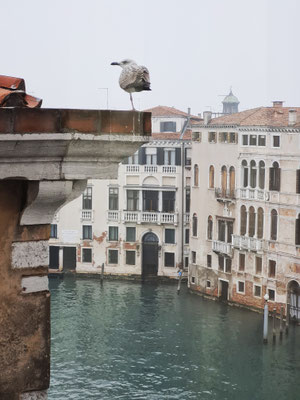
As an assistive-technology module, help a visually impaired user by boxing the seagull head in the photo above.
[110,59,136,69]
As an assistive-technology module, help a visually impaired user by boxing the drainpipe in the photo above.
[179,109,190,282]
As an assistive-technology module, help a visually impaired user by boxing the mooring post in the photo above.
[279,306,284,340]
[100,263,104,284]
[286,303,290,335]
[263,294,269,344]
[272,307,276,343]
[177,269,182,295]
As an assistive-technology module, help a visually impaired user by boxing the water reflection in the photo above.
[49,277,300,400]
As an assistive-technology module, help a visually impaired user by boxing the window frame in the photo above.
[165,228,175,244]
[126,227,136,242]
[82,248,92,263]
[108,249,118,264]
[237,280,245,294]
[164,252,175,267]
[125,250,136,265]
[108,226,119,241]
[82,225,92,240]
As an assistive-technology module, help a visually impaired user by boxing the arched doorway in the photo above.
[287,280,300,322]
[142,232,159,277]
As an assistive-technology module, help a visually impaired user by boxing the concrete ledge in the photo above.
[21,276,49,294]
[12,241,49,269]
[20,390,48,399]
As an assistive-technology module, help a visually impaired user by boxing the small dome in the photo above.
[222,89,239,105]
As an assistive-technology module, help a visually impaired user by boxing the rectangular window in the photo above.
[82,187,92,210]
[191,276,195,284]
[82,248,92,263]
[109,188,119,210]
[225,258,232,273]
[126,250,136,265]
[249,135,257,146]
[268,288,275,301]
[160,121,176,132]
[296,169,300,194]
[145,147,157,164]
[108,249,118,264]
[273,135,280,148]
[208,132,216,143]
[255,256,262,275]
[242,135,248,145]
[219,132,228,143]
[192,251,196,264]
[268,260,276,278]
[164,148,176,165]
[218,255,224,271]
[218,220,226,242]
[239,253,245,271]
[164,252,175,267]
[185,147,192,165]
[162,191,175,212]
[126,227,136,242]
[185,229,190,244]
[237,281,245,294]
[127,190,139,211]
[82,225,92,240]
[50,224,57,238]
[165,228,175,244]
[185,188,190,213]
[254,285,262,297]
[207,254,212,268]
[184,256,189,268]
[143,190,158,211]
[207,280,211,288]
[229,132,236,143]
[108,226,118,241]
[258,135,266,146]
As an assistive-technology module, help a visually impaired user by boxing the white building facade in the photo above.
[189,103,300,320]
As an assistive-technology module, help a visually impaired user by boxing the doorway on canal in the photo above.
[142,232,159,278]
[49,246,77,272]
[288,280,300,322]
[219,279,229,301]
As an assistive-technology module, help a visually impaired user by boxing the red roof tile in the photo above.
[144,105,202,121]
[0,75,42,108]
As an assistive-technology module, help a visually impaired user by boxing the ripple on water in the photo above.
[49,278,300,400]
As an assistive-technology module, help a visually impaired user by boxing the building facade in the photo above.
[49,106,199,279]
[189,102,300,319]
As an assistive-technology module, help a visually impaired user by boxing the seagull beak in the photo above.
[110,62,119,66]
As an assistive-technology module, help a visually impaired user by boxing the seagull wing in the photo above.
[119,64,151,91]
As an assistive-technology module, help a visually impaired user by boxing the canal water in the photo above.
[49,276,300,400]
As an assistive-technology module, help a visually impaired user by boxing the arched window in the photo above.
[270,209,278,240]
[242,160,248,188]
[259,161,265,189]
[269,161,281,191]
[240,205,247,235]
[248,206,255,237]
[221,166,227,195]
[250,160,257,188]
[229,166,235,196]
[194,164,199,187]
[209,165,214,188]
[257,207,264,239]
[295,214,300,245]
[192,213,198,236]
[207,216,213,240]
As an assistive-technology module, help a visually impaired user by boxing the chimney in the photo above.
[203,111,212,125]
[288,109,297,126]
[272,101,284,108]
[187,107,191,115]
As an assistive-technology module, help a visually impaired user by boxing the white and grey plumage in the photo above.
[111,59,151,110]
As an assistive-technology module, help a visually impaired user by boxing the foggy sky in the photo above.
[1,0,299,115]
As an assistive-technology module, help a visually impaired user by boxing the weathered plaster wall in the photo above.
[0,181,50,399]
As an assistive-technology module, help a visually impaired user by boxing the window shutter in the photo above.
[296,218,300,245]
[297,170,300,194]
[269,167,275,190]
[175,147,181,166]
[157,147,164,165]
[276,168,281,191]
[138,147,146,165]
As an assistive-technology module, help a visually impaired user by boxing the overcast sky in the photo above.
[1,0,299,115]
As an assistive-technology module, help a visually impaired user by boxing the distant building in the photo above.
[222,89,239,114]
[49,106,201,279]
[189,101,300,320]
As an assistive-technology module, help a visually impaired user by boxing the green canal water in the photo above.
[49,276,300,400]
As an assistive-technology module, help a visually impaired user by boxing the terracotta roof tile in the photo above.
[144,105,202,121]
[201,106,300,128]
[0,75,42,108]
[151,129,192,140]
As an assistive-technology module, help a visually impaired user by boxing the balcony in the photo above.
[238,188,269,201]
[123,211,178,225]
[215,188,236,203]
[162,166,177,174]
[144,165,158,173]
[212,240,233,257]
[81,210,94,222]
[126,165,140,173]
[232,234,265,252]
[107,210,120,221]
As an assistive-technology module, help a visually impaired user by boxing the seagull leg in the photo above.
[130,93,136,111]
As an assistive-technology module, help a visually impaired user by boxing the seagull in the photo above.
[111,59,151,110]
